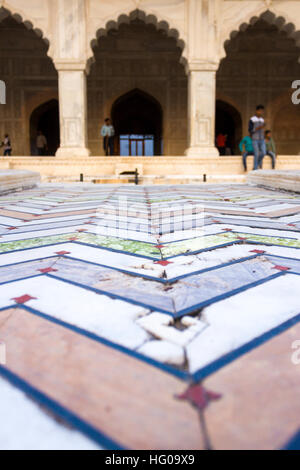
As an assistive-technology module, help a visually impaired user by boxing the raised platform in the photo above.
[248,170,300,193]
[1,155,300,184]
[0,169,40,194]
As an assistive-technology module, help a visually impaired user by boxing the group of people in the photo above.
[0,110,276,166]
[217,105,276,171]
[0,130,48,156]
[239,105,276,171]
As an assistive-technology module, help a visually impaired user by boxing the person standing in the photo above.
[2,134,12,156]
[239,134,254,172]
[101,118,115,156]
[36,131,48,156]
[248,105,266,170]
[263,130,276,169]
[216,133,227,156]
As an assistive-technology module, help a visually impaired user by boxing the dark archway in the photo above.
[217,16,300,155]
[30,99,59,155]
[111,89,163,156]
[216,100,242,155]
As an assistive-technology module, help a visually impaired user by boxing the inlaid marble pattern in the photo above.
[1,183,300,450]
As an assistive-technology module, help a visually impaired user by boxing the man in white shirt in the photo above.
[248,105,266,170]
[101,118,115,156]
[36,131,48,156]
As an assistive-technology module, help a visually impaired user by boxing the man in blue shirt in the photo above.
[239,135,254,172]
[248,105,266,170]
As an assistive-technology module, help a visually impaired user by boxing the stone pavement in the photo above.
[0,183,300,450]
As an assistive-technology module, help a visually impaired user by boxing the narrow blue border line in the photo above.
[282,429,300,450]
[46,270,284,320]
[0,248,258,286]
[163,240,241,260]
[0,273,44,287]
[0,255,58,270]
[46,272,176,315]
[0,212,30,222]
[264,253,300,263]
[86,229,229,247]
[19,303,189,381]
[164,254,260,283]
[215,218,300,233]
[173,272,284,319]
[71,240,161,261]
[264,255,300,276]
[192,310,300,383]
[0,221,15,228]
[61,253,260,285]
[0,220,92,236]
[0,230,76,246]
[232,230,300,241]
[0,365,124,450]
[248,240,300,250]
[63,254,167,283]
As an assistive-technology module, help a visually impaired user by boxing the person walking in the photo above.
[248,105,266,170]
[36,131,48,156]
[2,134,12,156]
[239,134,254,172]
[101,118,115,156]
[263,130,276,170]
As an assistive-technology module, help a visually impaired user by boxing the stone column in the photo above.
[185,63,219,157]
[55,65,90,157]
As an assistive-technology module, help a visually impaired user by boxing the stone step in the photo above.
[0,170,40,195]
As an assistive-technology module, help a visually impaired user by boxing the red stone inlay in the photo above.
[154,260,173,266]
[12,295,37,304]
[38,268,58,274]
[55,251,71,256]
[176,384,222,411]
[272,265,291,272]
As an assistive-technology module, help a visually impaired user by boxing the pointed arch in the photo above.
[111,88,163,156]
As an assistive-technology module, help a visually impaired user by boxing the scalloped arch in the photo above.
[220,9,300,62]
[0,5,52,56]
[87,9,187,72]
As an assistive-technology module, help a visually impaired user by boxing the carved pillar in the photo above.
[185,0,220,157]
[55,65,90,157]
[185,63,219,157]
[53,0,90,157]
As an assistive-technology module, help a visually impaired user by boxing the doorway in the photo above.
[30,99,60,156]
[216,100,242,155]
[112,89,162,156]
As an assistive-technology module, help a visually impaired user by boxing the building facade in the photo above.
[0,0,300,159]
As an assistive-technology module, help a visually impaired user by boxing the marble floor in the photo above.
[0,183,300,450]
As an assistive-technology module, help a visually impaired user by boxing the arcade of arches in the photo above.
[1,13,300,158]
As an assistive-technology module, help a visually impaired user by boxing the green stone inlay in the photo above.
[0,233,75,253]
[161,233,238,257]
[78,233,161,257]
[235,232,300,248]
